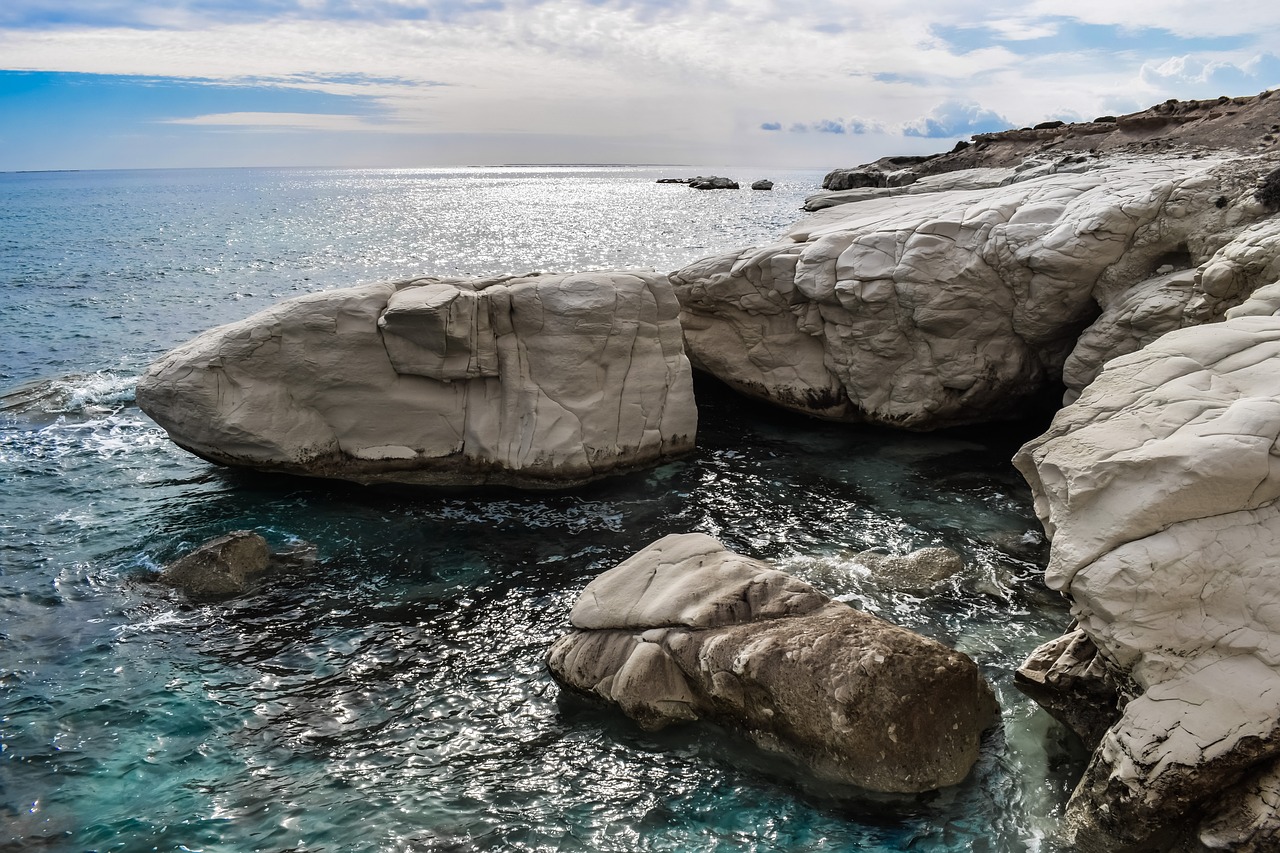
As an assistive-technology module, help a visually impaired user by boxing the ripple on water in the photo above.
[2,169,1083,852]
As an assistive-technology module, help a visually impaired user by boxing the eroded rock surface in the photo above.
[1014,316,1280,850]
[672,156,1275,429]
[137,271,697,487]
[547,533,997,793]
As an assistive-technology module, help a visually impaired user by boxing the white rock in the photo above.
[1014,315,1280,850]
[137,271,697,487]
[674,156,1274,429]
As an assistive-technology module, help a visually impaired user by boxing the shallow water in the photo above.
[1,167,1080,852]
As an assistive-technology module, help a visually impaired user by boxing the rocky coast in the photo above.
[135,90,1280,850]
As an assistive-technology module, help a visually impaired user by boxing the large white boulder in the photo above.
[547,533,997,793]
[672,157,1273,429]
[137,271,697,487]
[1014,316,1280,850]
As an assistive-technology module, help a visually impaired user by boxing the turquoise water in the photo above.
[1,167,1080,852]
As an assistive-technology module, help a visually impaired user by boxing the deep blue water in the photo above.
[1,167,1080,852]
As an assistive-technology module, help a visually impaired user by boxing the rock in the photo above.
[671,156,1274,430]
[656,177,690,184]
[137,271,697,487]
[1014,628,1122,747]
[751,179,774,191]
[1014,316,1280,851]
[852,546,963,590]
[156,530,315,599]
[547,533,997,793]
[821,168,885,191]
[688,176,739,190]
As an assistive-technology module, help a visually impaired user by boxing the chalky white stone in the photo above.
[137,271,697,487]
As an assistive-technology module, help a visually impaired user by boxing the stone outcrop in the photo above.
[671,156,1275,430]
[137,271,697,487]
[1014,316,1280,851]
[1062,212,1280,401]
[751,179,774,191]
[156,530,316,599]
[547,533,997,793]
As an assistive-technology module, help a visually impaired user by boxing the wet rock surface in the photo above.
[547,533,998,793]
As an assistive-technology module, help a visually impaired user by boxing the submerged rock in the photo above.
[852,546,963,591]
[1015,316,1280,851]
[137,271,697,488]
[547,533,997,793]
[671,156,1275,429]
[156,530,315,599]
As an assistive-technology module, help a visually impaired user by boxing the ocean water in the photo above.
[0,166,1081,852]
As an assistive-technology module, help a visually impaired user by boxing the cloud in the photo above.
[784,117,884,135]
[903,99,1014,138]
[1139,52,1280,95]
[759,121,781,131]
[161,111,392,131]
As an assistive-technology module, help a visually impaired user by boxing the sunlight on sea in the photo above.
[0,166,1081,852]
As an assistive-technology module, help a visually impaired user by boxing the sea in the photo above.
[0,166,1083,852]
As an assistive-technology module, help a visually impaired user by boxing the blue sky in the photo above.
[2,1,1279,170]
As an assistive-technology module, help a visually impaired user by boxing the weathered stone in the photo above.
[751,179,774,191]
[1015,316,1280,851]
[1014,628,1122,747]
[136,271,697,487]
[548,533,997,793]
[156,530,272,598]
[672,156,1274,430]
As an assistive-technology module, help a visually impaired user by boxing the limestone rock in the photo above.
[851,546,963,591]
[1014,628,1122,747]
[1014,316,1280,851]
[672,156,1274,430]
[547,533,997,793]
[136,271,697,487]
[751,179,774,191]
[156,530,315,599]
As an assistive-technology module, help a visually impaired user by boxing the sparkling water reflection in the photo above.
[1,167,1081,852]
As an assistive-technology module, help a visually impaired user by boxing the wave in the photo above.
[0,371,137,418]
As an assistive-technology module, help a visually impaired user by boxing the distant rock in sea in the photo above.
[137,271,697,487]
[751,179,773,190]
[547,533,997,793]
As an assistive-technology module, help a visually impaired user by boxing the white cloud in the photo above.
[160,111,393,131]
[1139,53,1280,95]
[2,0,1279,167]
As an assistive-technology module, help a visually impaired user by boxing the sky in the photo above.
[2,1,1280,171]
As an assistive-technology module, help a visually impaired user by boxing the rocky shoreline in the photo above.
[138,90,1280,850]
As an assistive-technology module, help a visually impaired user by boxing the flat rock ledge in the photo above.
[546,533,997,793]
[136,270,697,488]
[1014,315,1280,851]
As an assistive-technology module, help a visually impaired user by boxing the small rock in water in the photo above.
[687,175,739,190]
[852,546,964,591]
[156,530,315,599]
[751,179,774,190]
